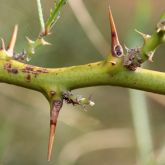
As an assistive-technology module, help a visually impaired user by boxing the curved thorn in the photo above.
[108,6,123,57]
[7,25,18,56]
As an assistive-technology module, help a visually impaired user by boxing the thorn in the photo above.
[0,38,6,50]
[26,37,35,44]
[48,122,56,161]
[157,28,161,33]
[108,6,123,57]
[157,19,165,32]
[40,38,51,46]
[124,44,130,53]
[147,51,155,62]
[47,100,63,161]
[134,29,151,41]
[7,25,18,56]
[110,61,117,65]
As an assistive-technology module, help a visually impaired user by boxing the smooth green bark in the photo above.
[0,57,165,97]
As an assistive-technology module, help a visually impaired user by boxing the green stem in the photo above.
[141,31,165,61]
[36,0,45,33]
[0,58,165,96]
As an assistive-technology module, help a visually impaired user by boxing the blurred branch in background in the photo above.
[127,0,155,164]
[36,0,45,33]
[129,90,155,164]
[68,0,110,56]
[58,129,134,165]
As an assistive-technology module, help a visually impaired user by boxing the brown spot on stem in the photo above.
[4,63,11,69]
[22,65,34,73]
[35,69,42,73]
[50,91,56,97]
[4,63,18,74]
[22,65,48,77]
[11,68,18,74]
[26,74,31,82]
[41,68,49,73]
[87,64,92,67]
[25,66,34,71]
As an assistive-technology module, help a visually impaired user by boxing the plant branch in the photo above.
[0,57,165,96]
[0,9,165,161]
[45,0,67,35]
[0,9,164,99]
[36,0,45,33]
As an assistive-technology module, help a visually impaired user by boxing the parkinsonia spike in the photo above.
[0,38,5,50]
[7,25,18,57]
[108,7,123,57]
[47,100,63,161]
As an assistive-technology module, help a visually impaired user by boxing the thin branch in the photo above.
[36,0,45,33]
[0,58,165,95]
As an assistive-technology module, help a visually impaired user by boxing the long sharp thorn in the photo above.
[0,38,6,50]
[7,25,18,56]
[47,100,63,161]
[108,6,123,57]
[48,121,56,161]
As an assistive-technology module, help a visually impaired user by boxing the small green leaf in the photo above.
[45,0,67,33]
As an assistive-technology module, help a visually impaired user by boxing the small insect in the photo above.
[108,7,123,57]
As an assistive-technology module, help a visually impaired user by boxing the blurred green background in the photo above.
[0,0,165,164]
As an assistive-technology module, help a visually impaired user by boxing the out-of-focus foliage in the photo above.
[0,0,164,164]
